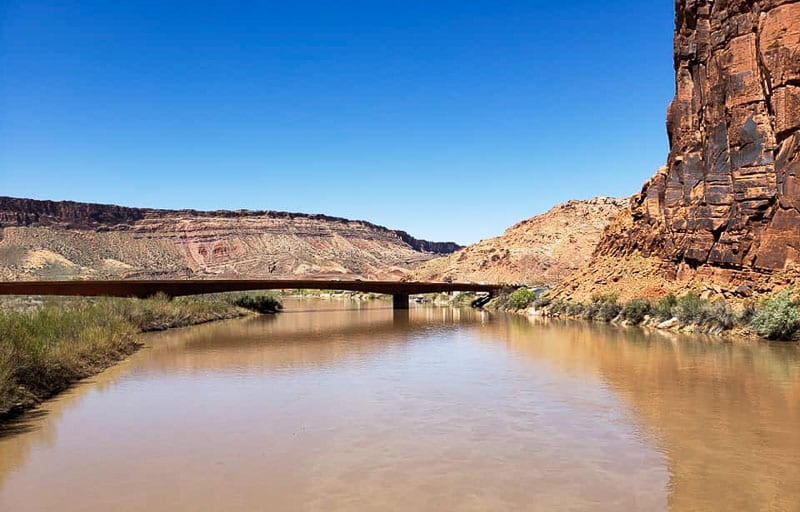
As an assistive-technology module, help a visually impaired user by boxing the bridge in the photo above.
[0,279,507,309]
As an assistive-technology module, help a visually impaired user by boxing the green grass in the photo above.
[0,293,280,418]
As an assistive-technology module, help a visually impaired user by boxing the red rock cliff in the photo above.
[596,0,800,277]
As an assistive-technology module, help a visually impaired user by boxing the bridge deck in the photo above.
[0,280,504,304]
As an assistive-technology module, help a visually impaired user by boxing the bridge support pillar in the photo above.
[392,293,409,310]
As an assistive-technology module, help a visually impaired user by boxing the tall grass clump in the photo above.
[0,301,138,415]
[1,294,259,418]
[750,291,800,340]
[100,294,243,331]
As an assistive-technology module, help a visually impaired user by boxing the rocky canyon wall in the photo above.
[581,0,800,296]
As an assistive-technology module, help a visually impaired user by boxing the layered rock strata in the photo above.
[412,197,627,286]
[568,0,800,298]
[0,197,460,280]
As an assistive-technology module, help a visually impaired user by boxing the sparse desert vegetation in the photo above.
[0,293,282,418]
[499,287,800,341]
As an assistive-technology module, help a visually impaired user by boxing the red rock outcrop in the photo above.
[411,197,627,286]
[566,0,800,299]
[0,197,460,281]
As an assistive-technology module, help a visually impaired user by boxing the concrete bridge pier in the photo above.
[392,293,409,310]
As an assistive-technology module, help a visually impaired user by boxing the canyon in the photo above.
[3,1,800,298]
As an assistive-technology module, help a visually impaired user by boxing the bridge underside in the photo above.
[0,280,503,310]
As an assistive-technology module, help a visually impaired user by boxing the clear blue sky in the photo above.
[0,1,675,245]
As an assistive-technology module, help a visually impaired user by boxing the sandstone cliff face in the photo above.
[411,197,627,286]
[569,0,800,299]
[0,197,460,281]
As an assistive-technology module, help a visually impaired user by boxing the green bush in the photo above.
[509,288,537,309]
[751,291,800,340]
[584,292,621,322]
[231,294,283,314]
[596,301,622,322]
[653,294,677,320]
[623,299,651,324]
[674,292,706,323]
[581,302,598,320]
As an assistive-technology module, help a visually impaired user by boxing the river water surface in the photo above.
[1,299,799,511]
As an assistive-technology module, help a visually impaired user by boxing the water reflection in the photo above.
[0,300,798,511]
[481,317,800,511]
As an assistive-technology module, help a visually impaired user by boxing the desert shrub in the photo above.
[231,294,283,314]
[623,299,651,324]
[674,292,706,324]
[595,301,622,322]
[533,295,552,308]
[751,291,800,340]
[585,292,621,322]
[581,301,599,320]
[706,300,736,330]
[653,294,677,320]
[565,301,586,317]
[670,293,736,329]
[509,288,537,309]
[547,300,569,316]
[738,300,758,324]
[590,291,619,305]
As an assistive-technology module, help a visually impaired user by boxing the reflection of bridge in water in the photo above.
[0,279,509,309]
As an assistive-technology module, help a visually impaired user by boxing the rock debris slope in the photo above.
[411,197,627,286]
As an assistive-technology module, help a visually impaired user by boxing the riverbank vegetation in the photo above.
[499,287,800,341]
[229,294,283,314]
[0,293,282,419]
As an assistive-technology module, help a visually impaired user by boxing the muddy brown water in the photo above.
[1,299,799,511]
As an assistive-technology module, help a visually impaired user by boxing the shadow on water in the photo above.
[0,410,48,439]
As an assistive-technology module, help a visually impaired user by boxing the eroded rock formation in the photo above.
[411,197,627,285]
[0,197,460,281]
[569,0,800,299]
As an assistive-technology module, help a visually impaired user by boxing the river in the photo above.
[1,298,799,511]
